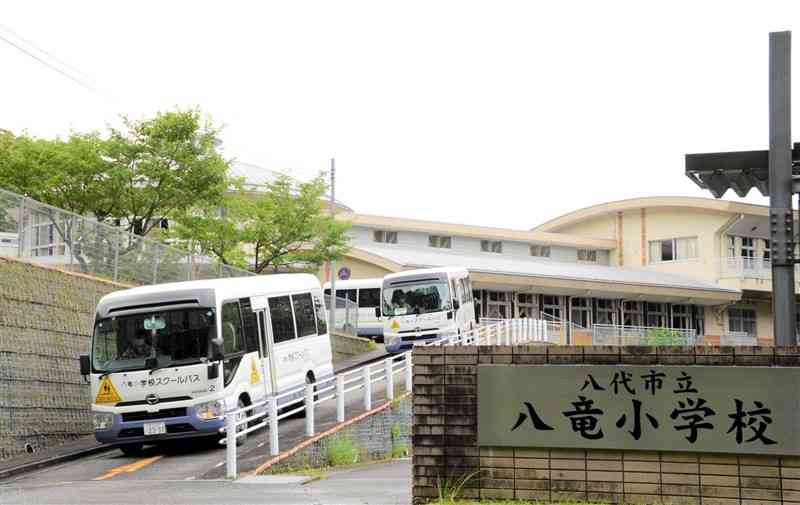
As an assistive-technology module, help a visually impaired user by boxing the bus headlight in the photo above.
[194,400,223,420]
[93,412,114,430]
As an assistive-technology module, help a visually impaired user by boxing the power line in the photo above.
[0,24,94,82]
[0,31,100,95]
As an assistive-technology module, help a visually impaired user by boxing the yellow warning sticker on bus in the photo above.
[95,376,122,404]
[391,319,400,331]
[250,358,260,385]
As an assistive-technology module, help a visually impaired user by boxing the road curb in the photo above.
[0,444,117,481]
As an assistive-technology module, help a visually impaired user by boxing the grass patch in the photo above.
[390,421,409,458]
[327,433,359,466]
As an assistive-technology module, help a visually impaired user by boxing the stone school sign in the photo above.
[478,365,800,455]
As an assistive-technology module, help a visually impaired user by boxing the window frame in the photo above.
[481,240,503,254]
[577,249,598,262]
[530,245,551,258]
[291,292,318,339]
[428,235,453,249]
[373,230,398,244]
[649,236,699,263]
[220,300,247,357]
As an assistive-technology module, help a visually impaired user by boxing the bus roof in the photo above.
[98,274,322,308]
[383,266,468,283]
[322,278,383,290]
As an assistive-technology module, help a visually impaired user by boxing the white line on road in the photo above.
[214,461,224,468]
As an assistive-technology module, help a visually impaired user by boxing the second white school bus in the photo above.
[381,267,475,353]
[323,278,383,341]
[81,274,333,455]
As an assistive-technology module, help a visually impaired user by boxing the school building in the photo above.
[321,196,800,346]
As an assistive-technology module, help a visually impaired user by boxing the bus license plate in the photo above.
[144,422,166,436]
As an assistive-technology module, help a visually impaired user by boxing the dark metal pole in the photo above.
[768,31,797,345]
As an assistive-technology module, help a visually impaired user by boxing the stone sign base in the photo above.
[412,344,800,504]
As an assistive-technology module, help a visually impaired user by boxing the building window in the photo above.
[646,302,667,327]
[542,295,561,320]
[595,299,615,325]
[727,236,736,258]
[728,307,756,336]
[622,301,643,327]
[671,304,691,330]
[517,293,536,318]
[578,249,597,262]
[428,235,452,249]
[530,245,551,258]
[763,239,771,262]
[481,240,503,253]
[741,237,755,269]
[649,237,698,263]
[570,297,591,328]
[373,230,397,244]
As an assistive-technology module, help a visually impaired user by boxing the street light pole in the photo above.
[328,158,337,335]
[768,31,796,346]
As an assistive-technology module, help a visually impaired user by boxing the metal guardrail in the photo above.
[720,331,758,346]
[220,318,548,479]
[0,187,253,285]
[592,324,698,346]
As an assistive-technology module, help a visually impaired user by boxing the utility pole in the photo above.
[328,158,337,335]
[768,31,796,345]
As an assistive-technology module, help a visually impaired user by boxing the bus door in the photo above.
[251,296,277,395]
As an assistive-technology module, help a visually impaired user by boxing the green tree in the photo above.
[104,109,229,237]
[245,174,350,273]
[171,191,250,269]
[174,174,350,273]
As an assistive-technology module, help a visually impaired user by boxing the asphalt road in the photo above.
[0,351,404,499]
[0,458,412,505]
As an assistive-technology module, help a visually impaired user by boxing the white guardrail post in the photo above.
[385,357,394,401]
[363,364,372,411]
[225,410,237,479]
[305,383,315,437]
[405,352,413,392]
[269,395,279,456]
[336,374,345,423]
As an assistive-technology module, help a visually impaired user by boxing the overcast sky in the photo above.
[2,1,798,229]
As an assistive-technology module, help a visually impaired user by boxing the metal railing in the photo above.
[220,318,548,479]
[0,187,253,285]
[324,294,359,337]
[592,324,698,346]
[720,331,758,346]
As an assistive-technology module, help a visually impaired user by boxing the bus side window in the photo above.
[358,288,380,308]
[269,296,296,344]
[221,301,245,355]
[238,297,259,353]
[314,294,327,335]
[292,293,317,338]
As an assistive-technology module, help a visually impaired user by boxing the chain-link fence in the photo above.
[324,294,359,337]
[0,187,254,285]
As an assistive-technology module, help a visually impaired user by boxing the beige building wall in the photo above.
[640,207,732,283]
[548,215,616,241]
[316,255,393,284]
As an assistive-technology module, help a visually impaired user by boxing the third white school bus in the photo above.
[381,267,475,353]
[323,278,383,341]
[82,274,332,455]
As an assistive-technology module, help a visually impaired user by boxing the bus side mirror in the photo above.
[211,337,224,361]
[453,299,460,310]
[79,354,90,377]
[375,307,381,318]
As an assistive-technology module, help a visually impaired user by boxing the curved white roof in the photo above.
[355,245,738,295]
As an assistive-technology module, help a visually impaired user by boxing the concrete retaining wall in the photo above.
[0,257,125,460]
[412,344,800,504]
[330,333,375,363]
[262,395,412,473]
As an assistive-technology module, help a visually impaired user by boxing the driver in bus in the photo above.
[121,330,152,359]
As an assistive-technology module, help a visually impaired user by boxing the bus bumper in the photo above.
[385,333,440,353]
[94,409,225,445]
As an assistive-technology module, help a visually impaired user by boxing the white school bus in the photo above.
[323,278,383,341]
[381,267,476,353]
[81,274,333,455]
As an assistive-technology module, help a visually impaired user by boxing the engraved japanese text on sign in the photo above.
[477,365,800,455]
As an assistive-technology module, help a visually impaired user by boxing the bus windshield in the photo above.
[91,308,215,373]
[382,281,452,317]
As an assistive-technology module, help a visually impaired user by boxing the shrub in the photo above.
[327,434,359,466]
